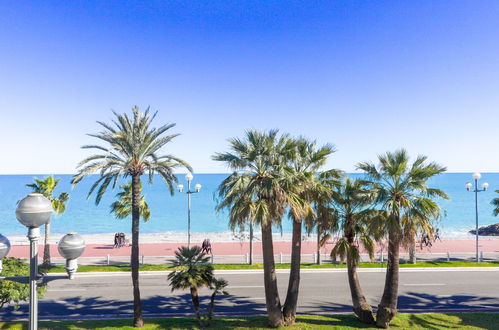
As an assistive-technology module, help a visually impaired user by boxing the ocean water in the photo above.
[0,173,498,237]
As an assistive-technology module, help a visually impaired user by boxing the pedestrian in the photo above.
[120,233,126,247]
[114,233,119,248]
[201,238,208,254]
[206,239,212,255]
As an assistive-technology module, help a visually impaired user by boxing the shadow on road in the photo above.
[398,292,499,311]
[1,294,265,320]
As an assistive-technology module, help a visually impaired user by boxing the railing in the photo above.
[45,251,499,266]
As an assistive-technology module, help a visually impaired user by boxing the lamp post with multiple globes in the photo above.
[178,173,202,248]
[466,173,489,262]
[0,193,86,330]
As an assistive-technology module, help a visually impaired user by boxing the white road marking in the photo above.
[49,289,88,292]
[227,285,264,289]
[403,283,446,286]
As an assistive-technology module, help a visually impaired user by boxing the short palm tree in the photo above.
[71,107,191,328]
[214,130,307,327]
[329,178,376,324]
[167,246,214,325]
[357,149,448,328]
[208,278,229,321]
[110,181,151,221]
[26,176,69,266]
[492,190,499,217]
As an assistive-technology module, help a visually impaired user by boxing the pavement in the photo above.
[1,268,499,321]
[7,237,499,265]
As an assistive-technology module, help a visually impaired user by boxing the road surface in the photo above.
[2,268,499,320]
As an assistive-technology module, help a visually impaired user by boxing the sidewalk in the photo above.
[7,238,499,265]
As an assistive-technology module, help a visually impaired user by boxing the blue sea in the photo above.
[0,173,498,237]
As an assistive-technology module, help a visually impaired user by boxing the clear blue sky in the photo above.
[1,1,498,174]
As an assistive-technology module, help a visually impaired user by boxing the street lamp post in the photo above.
[466,173,489,262]
[178,173,201,248]
[0,193,86,330]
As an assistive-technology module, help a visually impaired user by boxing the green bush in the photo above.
[0,258,46,310]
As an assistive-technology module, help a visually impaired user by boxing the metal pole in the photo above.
[187,180,192,249]
[475,179,479,262]
[28,227,39,330]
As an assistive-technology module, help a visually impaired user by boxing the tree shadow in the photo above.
[0,293,265,322]
[398,292,499,311]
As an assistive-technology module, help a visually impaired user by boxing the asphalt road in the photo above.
[2,268,499,320]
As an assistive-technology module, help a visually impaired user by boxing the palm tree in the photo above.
[492,190,499,217]
[304,170,342,265]
[329,178,376,324]
[110,181,151,221]
[214,130,307,327]
[168,246,214,325]
[282,138,339,324]
[26,176,69,267]
[208,278,229,321]
[357,149,448,328]
[71,107,191,327]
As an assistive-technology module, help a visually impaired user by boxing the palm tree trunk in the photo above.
[190,286,202,325]
[261,223,284,327]
[208,291,216,321]
[316,227,321,265]
[408,235,417,264]
[376,230,401,328]
[42,220,51,267]
[283,219,302,325]
[346,238,374,324]
[249,219,254,265]
[131,174,144,327]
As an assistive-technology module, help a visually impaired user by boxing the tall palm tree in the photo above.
[168,246,214,325]
[329,178,376,324]
[357,149,448,328]
[71,107,191,327]
[26,176,69,266]
[110,181,151,221]
[282,138,339,324]
[492,190,499,217]
[214,130,307,327]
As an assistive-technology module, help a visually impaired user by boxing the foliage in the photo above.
[168,246,214,291]
[110,181,151,221]
[167,246,229,326]
[213,129,309,231]
[492,190,499,217]
[26,176,69,215]
[0,258,46,310]
[27,176,70,266]
[329,178,376,264]
[71,106,192,204]
[357,149,449,251]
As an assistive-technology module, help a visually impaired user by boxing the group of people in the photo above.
[420,228,441,248]
[114,232,127,248]
[201,238,212,255]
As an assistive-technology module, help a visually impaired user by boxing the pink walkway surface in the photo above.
[8,238,499,259]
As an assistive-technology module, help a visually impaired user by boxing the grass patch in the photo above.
[41,260,499,273]
[0,313,497,329]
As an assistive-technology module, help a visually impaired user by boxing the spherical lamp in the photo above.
[0,234,11,273]
[15,193,53,229]
[58,233,86,279]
